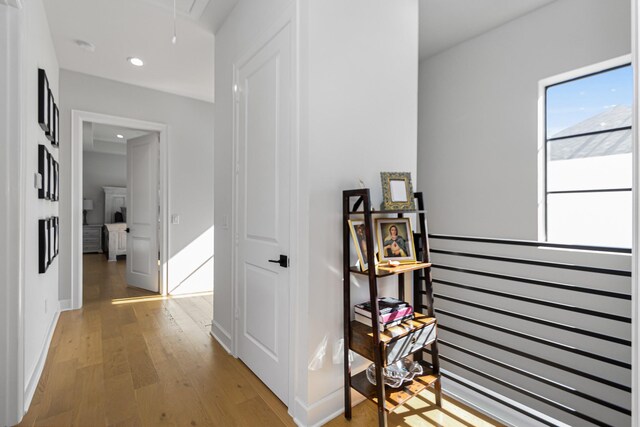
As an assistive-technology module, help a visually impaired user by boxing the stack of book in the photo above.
[354,297,414,332]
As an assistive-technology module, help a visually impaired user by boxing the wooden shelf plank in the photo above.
[350,360,438,413]
[349,262,432,278]
[350,313,436,362]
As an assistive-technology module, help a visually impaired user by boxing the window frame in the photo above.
[538,54,633,247]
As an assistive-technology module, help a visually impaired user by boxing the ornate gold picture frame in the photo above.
[380,172,415,211]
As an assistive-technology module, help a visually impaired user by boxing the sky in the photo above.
[546,64,633,137]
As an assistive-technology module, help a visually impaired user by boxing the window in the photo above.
[544,62,632,248]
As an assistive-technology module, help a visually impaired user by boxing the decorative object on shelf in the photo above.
[348,219,372,271]
[375,217,416,263]
[365,358,424,388]
[354,297,414,332]
[38,69,50,133]
[380,172,415,211]
[83,199,94,225]
[38,145,50,200]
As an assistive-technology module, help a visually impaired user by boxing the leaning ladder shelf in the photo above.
[342,188,442,427]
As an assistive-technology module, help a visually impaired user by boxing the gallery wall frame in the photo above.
[45,90,54,142]
[38,219,48,273]
[37,145,49,200]
[38,69,50,133]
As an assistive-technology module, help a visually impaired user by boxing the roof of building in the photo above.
[549,105,631,161]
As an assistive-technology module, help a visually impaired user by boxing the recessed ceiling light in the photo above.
[116,134,124,139]
[127,57,144,67]
[75,39,96,52]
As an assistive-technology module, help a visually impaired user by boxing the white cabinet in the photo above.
[83,225,103,253]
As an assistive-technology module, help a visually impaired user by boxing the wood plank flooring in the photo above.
[17,254,502,427]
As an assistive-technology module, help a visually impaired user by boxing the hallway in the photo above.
[17,255,295,427]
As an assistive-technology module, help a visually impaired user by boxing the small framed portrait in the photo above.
[38,69,50,133]
[380,172,415,211]
[38,145,49,200]
[46,90,55,142]
[39,219,48,273]
[349,219,372,271]
[375,217,416,263]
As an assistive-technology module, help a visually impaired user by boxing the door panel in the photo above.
[126,133,159,292]
[237,23,292,404]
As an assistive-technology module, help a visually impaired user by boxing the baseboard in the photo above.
[23,309,60,413]
[210,322,232,354]
[441,371,567,427]
[292,388,365,427]
[58,299,72,311]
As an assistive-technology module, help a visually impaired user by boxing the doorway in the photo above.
[82,122,161,296]
[70,111,169,309]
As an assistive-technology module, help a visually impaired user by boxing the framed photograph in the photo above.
[46,90,55,142]
[38,145,49,199]
[349,219,372,271]
[380,172,415,211]
[47,218,53,265]
[50,103,59,147]
[54,104,60,146]
[375,217,416,263]
[38,69,50,133]
[39,219,48,273]
[52,160,59,201]
[54,217,59,256]
[46,151,53,200]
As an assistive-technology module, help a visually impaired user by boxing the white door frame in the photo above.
[70,110,169,308]
[230,4,301,412]
[0,3,25,426]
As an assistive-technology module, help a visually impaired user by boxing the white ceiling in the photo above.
[419,0,558,59]
[42,0,239,103]
[44,0,559,102]
[84,122,151,155]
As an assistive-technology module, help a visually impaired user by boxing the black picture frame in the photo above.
[38,145,49,199]
[38,69,50,133]
[53,104,60,147]
[38,219,48,273]
[46,90,55,142]
[53,160,59,201]
[54,217,59,256]
[46,151,53,200]
[47,218,53,265]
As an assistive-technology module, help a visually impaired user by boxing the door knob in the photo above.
[125,227,130,233]
[268,254,289,268]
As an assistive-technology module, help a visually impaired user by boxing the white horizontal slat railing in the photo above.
[417,234,632,427]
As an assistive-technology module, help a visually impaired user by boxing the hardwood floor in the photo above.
[18,254,295,427]
[17,254,502,427]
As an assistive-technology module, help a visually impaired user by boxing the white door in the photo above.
[236,23,292,404]
[126,133,159,292]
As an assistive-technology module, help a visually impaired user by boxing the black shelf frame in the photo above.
[342,188,442,427]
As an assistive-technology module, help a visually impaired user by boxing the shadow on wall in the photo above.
[169,226,214,295]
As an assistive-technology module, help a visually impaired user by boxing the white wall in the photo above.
[59,70,215,297]
[213,1,419,425]
[82,151,127,225]
[417,1,633,425]
[301,1,419,422]
[21,0,60,413]
[417,0,631,239]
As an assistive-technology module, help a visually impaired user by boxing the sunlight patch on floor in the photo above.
[111,291,213,305]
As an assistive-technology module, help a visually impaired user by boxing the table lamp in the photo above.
[83,199,94,225]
